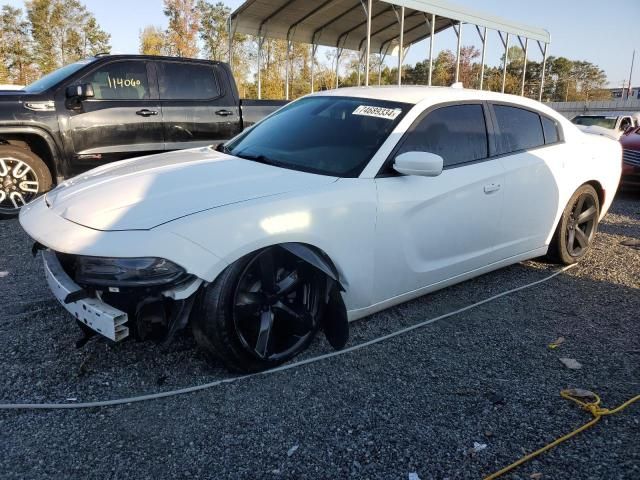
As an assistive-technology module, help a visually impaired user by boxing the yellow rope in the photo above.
[483,389,640,480]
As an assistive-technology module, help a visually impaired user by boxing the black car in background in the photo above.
[0,54,272,218]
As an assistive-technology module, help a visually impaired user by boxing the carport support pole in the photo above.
[257,36,263,100]
[428,13,435,86]
[501,32,510,93]
[477,26,487,90]
[398,6,404,86]
[285,39,292,100]
[227,16,233,70]
[310,43,318,93]
[335,47,343,89]
[454,22,462,83]
[365,0,372,86]
[539,42,548,101]
[521,37,529,96]
[378,50,387,85]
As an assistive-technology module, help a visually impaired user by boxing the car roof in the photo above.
[311,85,554,111]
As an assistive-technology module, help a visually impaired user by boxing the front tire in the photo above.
[193,246,326,373]
[0,145,52,219]
[548,184,600,264]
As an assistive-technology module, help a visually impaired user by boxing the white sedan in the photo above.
[19,87,622,372]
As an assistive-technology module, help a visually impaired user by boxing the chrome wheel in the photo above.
[232,247,321,362]
[566,192,597,257]
[0,157,40,211]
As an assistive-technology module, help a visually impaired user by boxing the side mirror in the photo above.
[66,83,94,99]
[393,151,444,177]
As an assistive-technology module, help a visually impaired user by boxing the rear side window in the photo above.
[397,104,488,167]
[82,61,150,100]
[541,116,559,144]
[494,105,544,153]
[158,62,220,100]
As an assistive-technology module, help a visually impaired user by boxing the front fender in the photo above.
[157,178,377,312]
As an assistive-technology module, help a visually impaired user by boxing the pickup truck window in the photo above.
[82,61,150,100]
[226,96,410,177]
[158,62,220,100]
[23,59,94,93]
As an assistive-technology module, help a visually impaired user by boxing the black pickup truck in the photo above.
[0,54,285,218]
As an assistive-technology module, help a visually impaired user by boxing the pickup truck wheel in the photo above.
[547,184,600,264]
[193,246,325,373]
[0,145,52,218]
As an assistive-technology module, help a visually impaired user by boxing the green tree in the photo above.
[0,5,36,84]
[139,25,166,55]
[26,0,110,74]
[197,0,229,61]
[163,0,200,57]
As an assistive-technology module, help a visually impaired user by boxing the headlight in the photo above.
[74,256,186,287]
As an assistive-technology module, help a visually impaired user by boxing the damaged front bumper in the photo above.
[42,249,202,342]
[43,249,130,341]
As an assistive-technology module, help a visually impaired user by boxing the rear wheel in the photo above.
[0,145,52,219]
[193,246,326,373]
[548,184,600,264]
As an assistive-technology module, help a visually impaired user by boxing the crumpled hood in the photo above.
[45,147,337,231]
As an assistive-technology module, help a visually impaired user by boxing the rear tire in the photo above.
[193,246,326,373]
[547,184,600,264]
[0,145,52,219]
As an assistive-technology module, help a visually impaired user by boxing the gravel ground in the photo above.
[1,192,638,480]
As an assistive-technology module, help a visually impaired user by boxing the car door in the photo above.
[156,60,242,150]
[65,60,163,169]
[373,103,505,302]
[489,104,565,257]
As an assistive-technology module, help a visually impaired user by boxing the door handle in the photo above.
[136,109,158,117]
[215,109,234,117]
[483,183,501,194]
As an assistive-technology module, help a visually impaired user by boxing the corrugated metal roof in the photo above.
[230,0,550,54]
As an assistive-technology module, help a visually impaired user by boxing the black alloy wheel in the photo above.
[565,191,598,257]
[233,248,321,362]
[193,246,325,372]
[548,184,600,264]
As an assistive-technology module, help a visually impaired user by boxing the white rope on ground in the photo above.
[0,264,576,410]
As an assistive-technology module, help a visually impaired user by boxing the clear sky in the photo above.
[4,0,640,87]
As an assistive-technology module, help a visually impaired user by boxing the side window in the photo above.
[82,61,150,100]
[397,104,488,167]
[493,105,544,154]
[158,62,220,100]
[541,116,560,144]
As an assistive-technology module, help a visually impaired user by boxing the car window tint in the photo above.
[82,61,149,100]
[397,104,488,167]
[541,116,559,144]
[494,105,544,153]
[158,62,219,100]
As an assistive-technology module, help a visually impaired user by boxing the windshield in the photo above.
[226,96,410,177]
[572,116,617,129]
[23,59,95,93]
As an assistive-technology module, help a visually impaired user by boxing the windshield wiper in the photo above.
[234,151,283,168]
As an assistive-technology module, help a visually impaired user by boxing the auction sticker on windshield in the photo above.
[353,105,402,120]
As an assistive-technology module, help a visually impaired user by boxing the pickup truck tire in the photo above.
[0,145,52,218]
[193,246,325,373]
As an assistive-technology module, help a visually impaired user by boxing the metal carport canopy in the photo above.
[229,0,550,54]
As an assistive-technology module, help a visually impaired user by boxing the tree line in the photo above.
[0,0,610,103]
[0,0,110,85]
